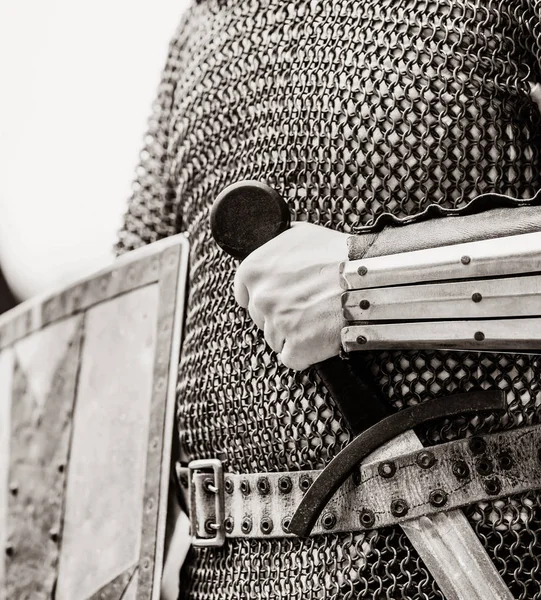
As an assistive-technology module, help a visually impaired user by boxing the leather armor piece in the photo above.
[185,423,541,539]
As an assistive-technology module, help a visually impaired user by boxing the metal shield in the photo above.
[0,234,189,600]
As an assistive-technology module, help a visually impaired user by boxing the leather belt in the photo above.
[178,423,541,546]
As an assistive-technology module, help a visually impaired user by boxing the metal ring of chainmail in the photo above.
[116,0,541,598]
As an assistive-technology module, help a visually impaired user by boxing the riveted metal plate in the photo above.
[0,234,189,600]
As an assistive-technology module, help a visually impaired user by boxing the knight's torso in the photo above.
[117,0,541,597]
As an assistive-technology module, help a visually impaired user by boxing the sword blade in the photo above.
[341,230,541,290]
[366,430,513,600]
[342,317,541,351]
[342,274,541,321]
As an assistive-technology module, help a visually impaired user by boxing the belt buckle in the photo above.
[186,458,225,547]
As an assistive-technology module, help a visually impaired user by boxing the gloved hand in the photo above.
[234,222,349,370]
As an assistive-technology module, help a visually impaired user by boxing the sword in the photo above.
[211,180,513,600]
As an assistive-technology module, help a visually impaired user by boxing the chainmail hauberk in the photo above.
[116,0,541,598]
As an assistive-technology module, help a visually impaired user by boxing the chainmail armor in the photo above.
[116,0,541,597]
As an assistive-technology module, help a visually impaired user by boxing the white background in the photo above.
[0,1,190,300]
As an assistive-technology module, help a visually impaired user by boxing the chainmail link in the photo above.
[116,0,541,597]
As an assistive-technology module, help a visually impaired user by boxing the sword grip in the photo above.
[211,181,389,432]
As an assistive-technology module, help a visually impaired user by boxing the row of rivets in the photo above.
[356,255,473,279]
[357,331,486,346]
[233,475,311,495]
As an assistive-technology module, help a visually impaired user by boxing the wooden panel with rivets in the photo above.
[0,234,189,600]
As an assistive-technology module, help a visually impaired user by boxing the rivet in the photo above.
[278,476,292,494]
[391,499,409,517]
[452,460,470,480]
[461,255,471,265]
[260,517,274,534]
[358,266,368,276]
[469,436,487,455]
[146,497,155,511]
[204,519,218,535]
[241,517,252,534]
[475,458,493,476]
[356,335,368,345]
[281,517,291,533]
[9,482,18,496]
[359,299,370,310]
[142,557,151,570]
[484,477,502,496]
[203,477,218,494]
[378,461,396,478]
[416,450,436,469]
[57,464,65,474]
[472,293,482,303]
[322,512,337,530]
[474,331,485,342]
[240,480,251,495]
[224,516,234,533]
[498,452,513,470]
[359,508,375,528]
[429,489,448,508]
[257,477,270,496]
[299,475,313,492]
[49,529,59,543]
[5,545,13,557]
[224,478,234,494]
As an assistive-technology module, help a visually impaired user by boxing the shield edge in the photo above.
[0,233,190,599]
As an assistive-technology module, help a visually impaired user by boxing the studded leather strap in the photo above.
[181,423,541,541]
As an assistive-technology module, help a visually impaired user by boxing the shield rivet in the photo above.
[5,545,13,558]
[260,517,274,534]
[484,477,501,496]
[378,461,396,478]
[356,335,368,345]
[299,475,313,492]
[474,331,485,342]
[9,482,18,496]
[359,299,370,310]
[359,508,375,528]
[475,458,493,476]
[224,517,234,533]
[358,266,368,276]
[241,517,252,534]
[278,476,292,494]
[498,452,513,470]
[429,489,448,508]
[416,451,436,469]
[461,255,471,265]
[391,499,409,517]
[257,477,270,496]
[452,460,470,480]
[469,436,486,455]
[471,293,482,303]
[322,512,337,530]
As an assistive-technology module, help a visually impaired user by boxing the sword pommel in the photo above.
[210,180,290,259]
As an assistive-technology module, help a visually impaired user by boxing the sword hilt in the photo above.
[210,180,389,432]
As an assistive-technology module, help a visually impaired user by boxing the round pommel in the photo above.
[210,181,291,259]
